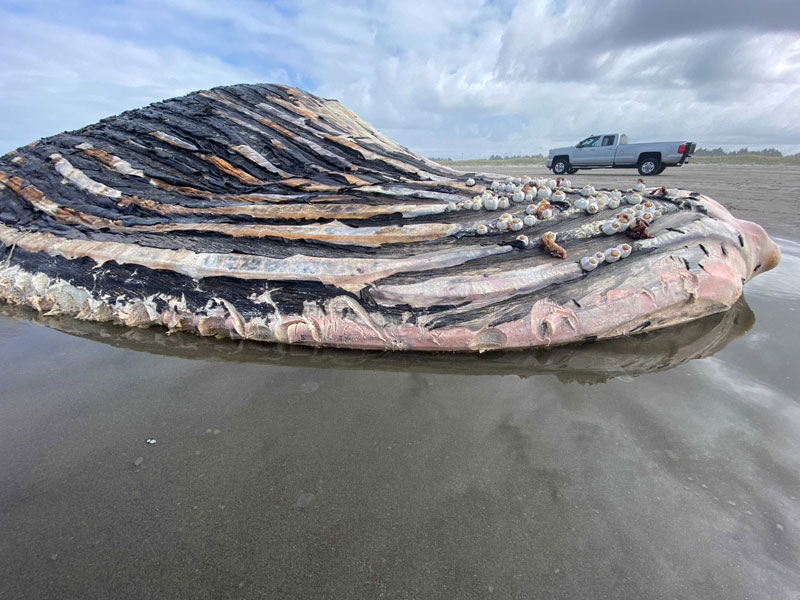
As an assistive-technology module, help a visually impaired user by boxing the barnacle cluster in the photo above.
[574,190,622,214]
[474,176,569,236]
[580,243,633,272]
[601,203,662,236]
[474,176,665,260]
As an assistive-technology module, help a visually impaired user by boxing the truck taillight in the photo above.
[678,144,687,154]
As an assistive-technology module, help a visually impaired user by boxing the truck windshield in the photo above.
[578,136,600,148]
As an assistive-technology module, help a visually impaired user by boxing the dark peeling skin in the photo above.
[0,83,782,351]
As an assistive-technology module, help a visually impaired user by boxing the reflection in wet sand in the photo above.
[0,296,754,382]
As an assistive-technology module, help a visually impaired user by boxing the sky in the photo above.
[0,0,798,159]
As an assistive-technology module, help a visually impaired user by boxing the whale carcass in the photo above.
[0,84,781,351]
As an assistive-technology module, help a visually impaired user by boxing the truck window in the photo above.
[578,136,600,148]
[602,135,615,146]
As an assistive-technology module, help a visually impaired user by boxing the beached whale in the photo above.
[0,84,781,351]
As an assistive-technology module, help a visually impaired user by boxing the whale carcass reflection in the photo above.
[0,296,754,383]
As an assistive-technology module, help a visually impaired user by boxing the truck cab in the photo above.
[547,134,694,176]
[570,134,626,166]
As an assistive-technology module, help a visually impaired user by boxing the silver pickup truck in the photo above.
[546,134,695,176]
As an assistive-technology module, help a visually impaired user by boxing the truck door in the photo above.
[595,135,616,164]
[572,136,600,165]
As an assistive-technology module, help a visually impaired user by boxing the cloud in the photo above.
[0,11,272,151]
[0,0,798,158]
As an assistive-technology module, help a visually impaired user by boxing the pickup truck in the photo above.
[546,134,695,176]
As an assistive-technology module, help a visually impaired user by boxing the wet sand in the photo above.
[0,166,799,599]
[453,162,800,240]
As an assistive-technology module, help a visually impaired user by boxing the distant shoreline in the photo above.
[439,155,800,168]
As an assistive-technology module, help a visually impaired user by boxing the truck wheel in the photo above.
[638,157,661,176]
[552,158,569,175]
[654,164,666,175]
